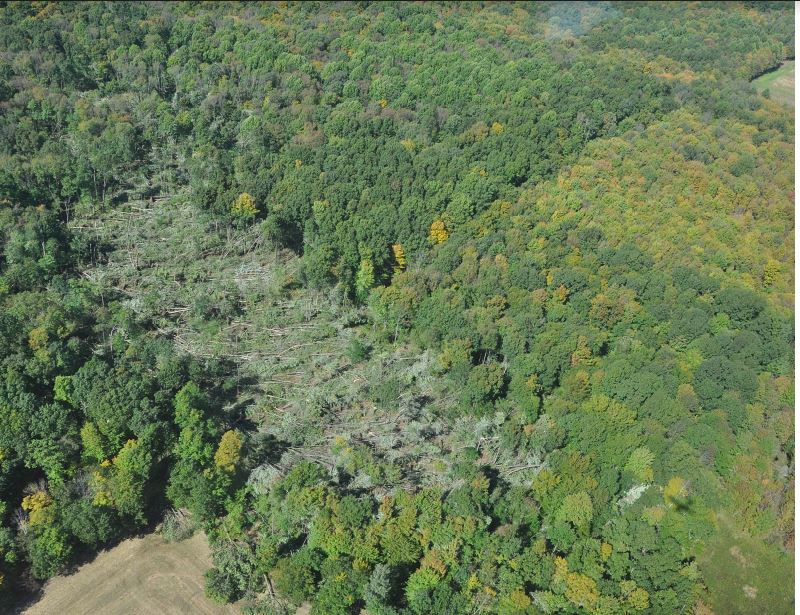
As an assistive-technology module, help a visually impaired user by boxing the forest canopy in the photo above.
[0,2,794,614]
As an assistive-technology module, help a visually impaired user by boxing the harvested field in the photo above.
[21,533,238,615]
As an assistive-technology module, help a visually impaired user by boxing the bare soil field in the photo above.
[20,533,239,615]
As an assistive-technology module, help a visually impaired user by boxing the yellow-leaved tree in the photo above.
[664,476,688,508]
[22,491,55,526]
[214,430,243,474]
[392,243,406,274]
[231,192,259,218]
[763,258,780,287]
[429,219,448,244]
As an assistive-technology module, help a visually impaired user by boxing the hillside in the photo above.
[0,2,794,615]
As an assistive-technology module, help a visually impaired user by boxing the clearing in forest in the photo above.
[698,516,794,615]
[751,60,795,106]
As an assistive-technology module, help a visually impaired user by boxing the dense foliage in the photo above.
[0,2,793,614]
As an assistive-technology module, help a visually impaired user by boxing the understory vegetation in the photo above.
[0,2,794,614]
